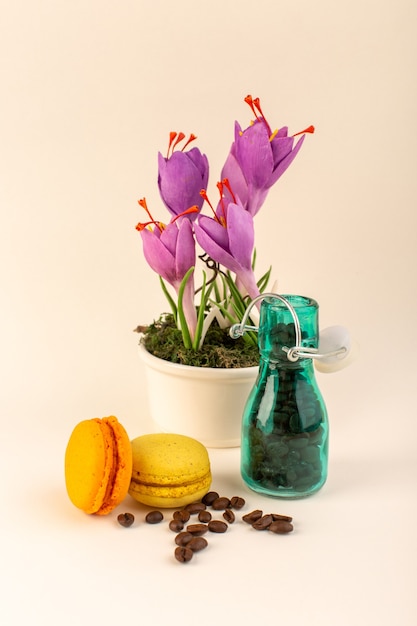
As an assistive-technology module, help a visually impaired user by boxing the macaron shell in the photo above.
[128,433,212,508]
[65,416,132,515]
[65,419,113,514]
[95,417,133,515]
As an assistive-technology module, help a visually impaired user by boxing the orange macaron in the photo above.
[65,416,132,515]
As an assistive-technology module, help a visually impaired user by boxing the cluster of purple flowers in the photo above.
[136,95,314,349]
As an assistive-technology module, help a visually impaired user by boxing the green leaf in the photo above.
[193,271,208,350]
[252,247,257,271]
[159,277,178,321]
[257,265,272,293]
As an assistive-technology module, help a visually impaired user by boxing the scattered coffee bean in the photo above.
[230,496,246,510]
[117,512,135,528]
[188,536,208,552]
[173,509,191,523]
[185,502,207,514]
[223,509,235,524]
[186,523,208,536]
[198,510,212,523]
[202,491,219,506]
[252,514,273,530]
[174,546,193,563]
[145,510,163,524]
[116,494,295,566]
[208,520,228,533]
[269,520,294,534]
[169,519,184,532]
[242,510,263,524]
[271,513,293,523]
[211,497,231,510]
[175,531,193,546]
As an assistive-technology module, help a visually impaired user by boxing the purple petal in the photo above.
[140,228,176,285]
[174,219,196,281]
[245,185,269,217]
[226,204,254,270]
[268,135,305,187]
[185,147,209,187]
[194,221,241,275]
[159,221,179,256]
[158,150,207,217]
[235,267,261,301]
[220,150,249,209]
[235,122,274,188]
[277,127,289,137]
[270,135,294,166]
[197,215,230,251]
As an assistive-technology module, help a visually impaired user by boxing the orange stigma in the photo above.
[221,178,236,204]
[244,94,272,136]
[167,132,197,158]
[136,198,163,233]
[200,189,223,224]
[170,206,200,223]
[293,125,315,137]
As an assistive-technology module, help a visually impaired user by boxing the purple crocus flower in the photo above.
[194,198,260,302]
[136,201,198,340]
[158,133,209,220]
[221,95,314,216]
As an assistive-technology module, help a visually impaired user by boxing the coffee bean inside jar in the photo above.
[241,308,329,499]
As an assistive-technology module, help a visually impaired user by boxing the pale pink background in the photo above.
[1,1,416,624]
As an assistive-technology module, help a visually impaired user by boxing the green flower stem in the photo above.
[177,267,194,349]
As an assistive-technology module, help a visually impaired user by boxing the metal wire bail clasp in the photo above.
[229,293,349,364]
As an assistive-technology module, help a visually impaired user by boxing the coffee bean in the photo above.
[145,510,163,524]
[186,523,208,536]
[174,546,193,563]
[271,513,293,523]
[208,520,228,533]
[169,519,184,532]
[202,491,219,506]
[242,510,263,524]
[198,510,212,523]
[230,496,245,510]
[185,502,207,514]
[269,520,294,534]
[252,514,273,530]
[173,509,191,522]
[211,497,231,510]
[117,512,135,528]
[175,531,193,546]
[223,509,235,524]
[188,536,208,552]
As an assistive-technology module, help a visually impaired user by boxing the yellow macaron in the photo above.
[128,433,212,508]
[65,416,132,515]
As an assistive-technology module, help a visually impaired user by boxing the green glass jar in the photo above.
[240,295,329,498]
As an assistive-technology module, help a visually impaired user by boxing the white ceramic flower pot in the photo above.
[139,344,259,448]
